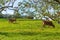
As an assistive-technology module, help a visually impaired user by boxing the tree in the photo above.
[0,0,60,19]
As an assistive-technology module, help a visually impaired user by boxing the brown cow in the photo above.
[42,16,55,28]
[43,20,55,28]
[8,18,16,23]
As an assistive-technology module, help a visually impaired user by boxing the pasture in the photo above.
[0,18,60,40]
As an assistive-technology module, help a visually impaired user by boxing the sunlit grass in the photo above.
[0,18,60,40]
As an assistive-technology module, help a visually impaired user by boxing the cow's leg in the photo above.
[10,21,14,23]
[51,22,55,28]
[52,24,55,28]
[48,21,55,28]
[13,21,16,24]
[43,24,45,27]
[42,21,46,28]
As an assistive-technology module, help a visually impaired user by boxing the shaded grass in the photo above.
[0,31,60,40]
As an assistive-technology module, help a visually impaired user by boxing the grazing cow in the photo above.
[42,16,55,28]
[43,20,55,28]
[8,18,16,23]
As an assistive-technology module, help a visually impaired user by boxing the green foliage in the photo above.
[0,0,4,4]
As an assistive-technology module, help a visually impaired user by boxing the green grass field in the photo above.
[0,18,60,40]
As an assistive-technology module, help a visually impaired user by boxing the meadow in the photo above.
[0,18,60,40]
